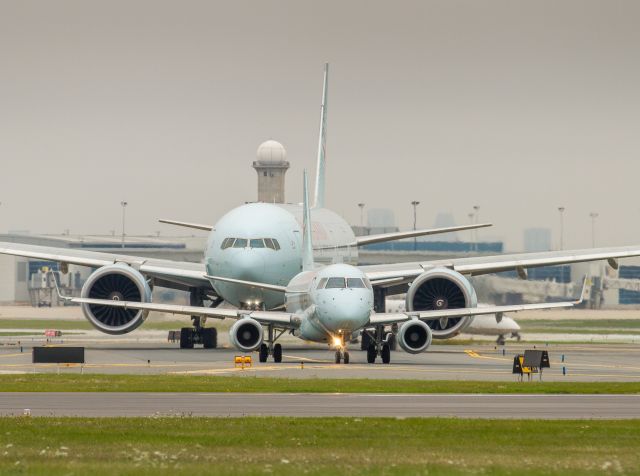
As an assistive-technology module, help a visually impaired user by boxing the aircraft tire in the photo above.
[202,328,217,349]
[180,327,194,349]
[381,344,391,364]
[273,343,283,363]
[343,351,350,364]
[335,351,341,364]
[259,344,268,363]
[366,345,376,364]
[360,332,371,350]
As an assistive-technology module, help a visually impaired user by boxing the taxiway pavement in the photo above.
[2,392,639,418]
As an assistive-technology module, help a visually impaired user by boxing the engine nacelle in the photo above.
[229,318,264,352]
[405,268,477,339]
[398,319,433,354]
[80,263,152,335]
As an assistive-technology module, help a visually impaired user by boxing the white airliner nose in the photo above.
[233,251,266,282]
[317,290,371,333]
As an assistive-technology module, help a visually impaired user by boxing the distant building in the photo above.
[523,228,552,252]
[425,212,459,242]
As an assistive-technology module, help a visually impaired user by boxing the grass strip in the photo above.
[1,374,639,393]
[0,417,638,475]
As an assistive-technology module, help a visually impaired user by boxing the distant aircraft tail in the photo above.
[302,170,314,272]
[313,63,329,209]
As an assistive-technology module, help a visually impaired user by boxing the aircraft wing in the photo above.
[368,300,577,326]
[65,297,300,328]
[361,245,640,282]
[353,223,492,247]
[0,241,209,290]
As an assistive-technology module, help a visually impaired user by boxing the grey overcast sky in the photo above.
[1,0,639,251]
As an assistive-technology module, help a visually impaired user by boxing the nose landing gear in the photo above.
[335,348,350,364]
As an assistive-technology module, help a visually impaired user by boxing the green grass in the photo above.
[1,374,639,394]
[0,417,638,475]
[520,319,640,329]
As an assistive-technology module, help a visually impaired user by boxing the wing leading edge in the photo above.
[361,245,640,282]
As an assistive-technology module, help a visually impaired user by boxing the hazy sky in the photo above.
[1,1,639,251]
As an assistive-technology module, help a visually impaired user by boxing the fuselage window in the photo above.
[347,278,366,288]
[264,238,275,250]
[221,238,235,249]
[317,277,328,289]
[250,239,265,248]
[325,277,346,289]
[233,238,248,248]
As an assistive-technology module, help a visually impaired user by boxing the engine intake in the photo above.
[398,320,433,354]
[80,264,152,335]
[405,268,477,339]
[229,318,263,352]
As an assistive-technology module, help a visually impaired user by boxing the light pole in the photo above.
[411,201,420,251]
[468,212,474,251]
[473,205,480,252]
[558,207,565,250]
[120,201,128,248]
[357,203,365,228]
[590,212,599,248]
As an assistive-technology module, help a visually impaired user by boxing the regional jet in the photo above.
[1,64,639,363]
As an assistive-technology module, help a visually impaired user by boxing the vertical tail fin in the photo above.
[313,63,328,209]
[302,170,314,272]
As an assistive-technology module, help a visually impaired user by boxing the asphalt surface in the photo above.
[2,392,639,418]
[1,339,640,381]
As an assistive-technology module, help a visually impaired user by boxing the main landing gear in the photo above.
[258,325,286,363]
[180,316,218,349]
[179,289,223,349]
[364,326,393,364]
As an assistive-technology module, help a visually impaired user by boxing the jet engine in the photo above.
[398,319,433,353]
[80,263,152,335]
[405,268,477,339]
[229,318,264,352]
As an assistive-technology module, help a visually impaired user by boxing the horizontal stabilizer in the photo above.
[159,219,213,231]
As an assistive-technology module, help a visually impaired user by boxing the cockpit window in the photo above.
[363,278,373,290]
[250,239,265,248]
[221,238,235,249]
[347,278,366,288]
[317,277,328,289]
[325,277,346,289]
[264,238,275,250]
[273,239,280,250]
[233,238,248,248]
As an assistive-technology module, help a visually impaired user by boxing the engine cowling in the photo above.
[398,319,433,353]
[80,264,152,335]
[229,318,263,352]
[405,268,477,339]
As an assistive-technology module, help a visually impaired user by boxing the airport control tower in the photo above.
[252,140,290,203]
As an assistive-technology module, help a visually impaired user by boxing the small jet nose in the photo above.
[322,292,371,332]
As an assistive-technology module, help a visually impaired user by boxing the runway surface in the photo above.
[2,392,639,418]
[1,339,640,381]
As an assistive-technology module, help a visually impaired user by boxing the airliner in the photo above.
[1,64,640,363]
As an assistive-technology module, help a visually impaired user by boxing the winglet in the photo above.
[575,276,590,305]
[302,170,314,271]
[47,270,71,301]
[313,63,328,209]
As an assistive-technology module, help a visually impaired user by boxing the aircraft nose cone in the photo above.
[319,292,371,332]
[233,251,266,282]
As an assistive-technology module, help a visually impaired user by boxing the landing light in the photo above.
[332,336,342,347]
